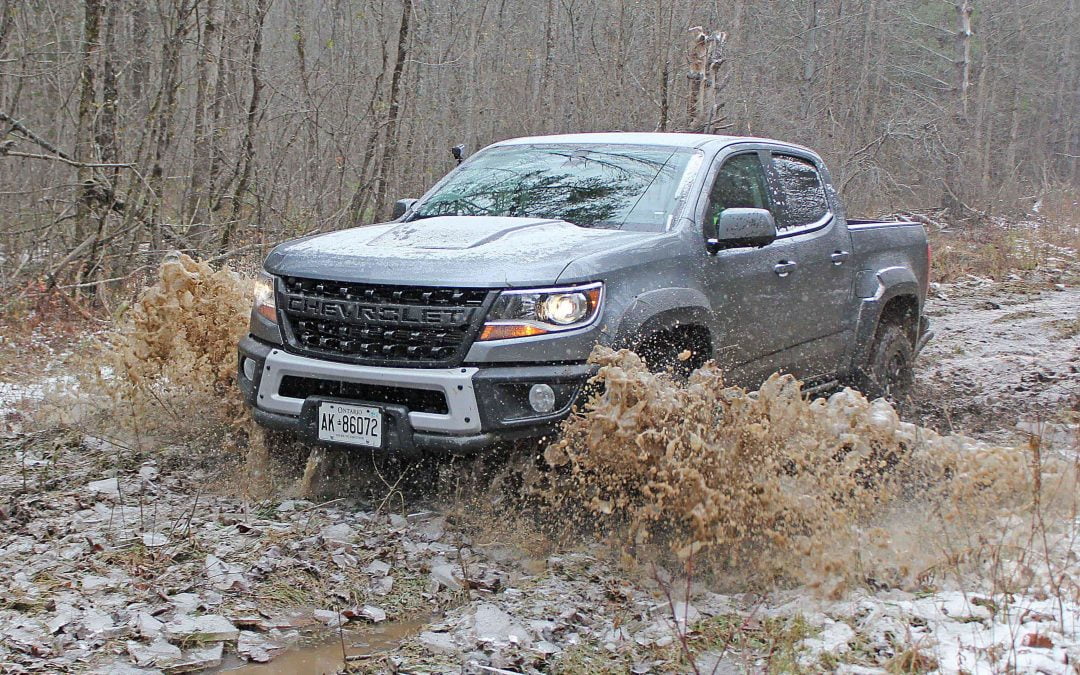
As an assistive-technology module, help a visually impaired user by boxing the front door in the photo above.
[699,151,800,385]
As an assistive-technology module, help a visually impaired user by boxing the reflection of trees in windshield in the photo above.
[420,170,632,227]
[414,146,694,230]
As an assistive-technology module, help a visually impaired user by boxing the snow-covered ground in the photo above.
[0,376,78,411]
[0,324,87,428]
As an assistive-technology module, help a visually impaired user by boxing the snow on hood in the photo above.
[263,216,660,288]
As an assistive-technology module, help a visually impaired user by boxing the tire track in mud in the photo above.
[913,279,1079,443]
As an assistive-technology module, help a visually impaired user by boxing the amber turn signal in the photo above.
[253,272,278,324]
[257,303,278,323]
[478,323,549,341]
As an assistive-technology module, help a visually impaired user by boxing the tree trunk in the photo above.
[541,0,556,132]
[687,29,706,128]
[96,2,119,173]
[655,0,669,131]
[954,0,973,119]
[144,1,193,250]
[291,0,321,220]
[84,0,119,289]
[187,0,217,240]
[372,0,414,221]
[852,0,878,138]
[464,1,485,155]
[802,0,819,120]
[1054,0,1078,183]
[221,0,270,251]
[128,0,148,103]
[207,8,233,211]
[943,0,974,216]
[0,1,15,107]
[74,0,104,243]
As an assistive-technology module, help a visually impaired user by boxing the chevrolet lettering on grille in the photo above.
[285,296,474,327]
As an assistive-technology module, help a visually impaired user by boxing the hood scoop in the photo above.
[367,216,565,250]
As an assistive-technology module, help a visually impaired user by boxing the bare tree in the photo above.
[372,0,414,220]
[0,0,1075,301]
[221,0,270,251]
[74,0,104,241]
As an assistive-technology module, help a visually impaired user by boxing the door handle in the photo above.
[773,261,797,277]
[830,250,850,265]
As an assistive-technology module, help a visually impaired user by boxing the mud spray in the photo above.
[94,254,275,495]
[97,257,1078,599]
[536,348,1077,597]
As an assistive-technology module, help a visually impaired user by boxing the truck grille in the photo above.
[278,277,493,367]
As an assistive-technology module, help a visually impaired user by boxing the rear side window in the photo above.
[704,153,770,226]
[770,155,829,230]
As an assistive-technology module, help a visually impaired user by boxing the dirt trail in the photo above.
[913,278,1079,443]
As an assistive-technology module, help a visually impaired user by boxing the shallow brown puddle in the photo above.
[219,618,429,674]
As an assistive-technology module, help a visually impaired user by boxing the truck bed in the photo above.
[847,219,929,289]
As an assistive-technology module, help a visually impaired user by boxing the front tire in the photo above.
[636,326,711,378]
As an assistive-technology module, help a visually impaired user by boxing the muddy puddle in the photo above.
[219,618,429,673]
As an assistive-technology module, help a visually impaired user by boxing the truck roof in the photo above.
[491,132,812,153]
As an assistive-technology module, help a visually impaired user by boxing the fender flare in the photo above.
[612,288,714,350]
[850,266,921,370]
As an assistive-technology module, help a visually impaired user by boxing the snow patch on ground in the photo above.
[780,589,1080,674]
[0,376,78,406]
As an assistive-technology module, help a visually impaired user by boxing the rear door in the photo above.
[698,150,802,383]
[763,152,854,379]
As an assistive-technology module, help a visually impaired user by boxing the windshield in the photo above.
[413,144,702,231]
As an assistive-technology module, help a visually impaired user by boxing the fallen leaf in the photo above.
[1021,633,1053,648]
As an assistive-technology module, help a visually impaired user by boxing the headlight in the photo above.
[538,293,590,325]
[479,282,602,341]
[253,272,277,323]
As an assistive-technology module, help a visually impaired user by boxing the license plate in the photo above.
[318,402,383,448]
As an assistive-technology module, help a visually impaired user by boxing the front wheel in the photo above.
[858,322,915,409]
[635,326,711,379]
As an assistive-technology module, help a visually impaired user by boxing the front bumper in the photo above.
[238,335,592,455]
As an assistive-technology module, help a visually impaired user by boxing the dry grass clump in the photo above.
[103,253,254,436]
[545,347,1074,595]
[927,214,1079,284]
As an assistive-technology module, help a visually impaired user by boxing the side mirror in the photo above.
[706,208,777,254]
[451,144,466,164]
[392,198,418,220]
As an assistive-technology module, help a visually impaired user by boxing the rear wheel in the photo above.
[859,321,915,409]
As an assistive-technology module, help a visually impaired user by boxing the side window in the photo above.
[770,155,829,231]
[704,153,770,227]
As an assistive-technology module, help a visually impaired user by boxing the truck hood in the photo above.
[264,216,660,287]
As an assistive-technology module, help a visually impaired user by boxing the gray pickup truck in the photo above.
[237,133,931,455]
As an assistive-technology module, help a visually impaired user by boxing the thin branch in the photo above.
[886,64,954,90]
[3,149,132,169]
[0,110,72,159]
[897,10,955,36]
